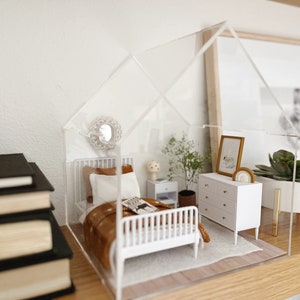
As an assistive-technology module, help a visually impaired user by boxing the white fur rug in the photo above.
[119,218,262,287]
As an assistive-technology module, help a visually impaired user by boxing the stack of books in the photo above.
[0,153,75,299]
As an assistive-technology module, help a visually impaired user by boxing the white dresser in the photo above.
[198,173,262,245]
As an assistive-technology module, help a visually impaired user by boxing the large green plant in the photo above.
[161,134,211,190]
[253,149,300,181]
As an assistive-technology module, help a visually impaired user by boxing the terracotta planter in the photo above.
[178,190,197,207]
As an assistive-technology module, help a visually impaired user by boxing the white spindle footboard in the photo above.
[112,206,202,279]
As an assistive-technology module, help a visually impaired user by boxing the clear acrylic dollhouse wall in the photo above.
[216,33,300,166]
[63,22,299,298]
[205,28,300,258]
[63,23,215,299]
[64,26,214,226]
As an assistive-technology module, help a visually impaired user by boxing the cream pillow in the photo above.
[82,164,133,202]
[89,172,141,206]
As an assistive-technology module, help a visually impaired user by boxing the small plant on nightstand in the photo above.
[161,133,211,206]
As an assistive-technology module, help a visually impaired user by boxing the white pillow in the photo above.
[89,172,141,206]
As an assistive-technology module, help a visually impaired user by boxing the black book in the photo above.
[0,210,55,261]
[28,282,75,300]
[0,153,35,189]
[0,211,74,299]
[0,162,54,215]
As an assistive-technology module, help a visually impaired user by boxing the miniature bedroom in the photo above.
[1,1,300,299]
[63,22,299,300]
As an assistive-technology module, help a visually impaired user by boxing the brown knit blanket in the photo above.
[83,198,210,270]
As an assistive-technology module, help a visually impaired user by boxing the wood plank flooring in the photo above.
[122,233,286,300]
[59,207,300,300]
[153,253,300,300]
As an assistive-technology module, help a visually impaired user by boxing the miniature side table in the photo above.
[146,180,178,208]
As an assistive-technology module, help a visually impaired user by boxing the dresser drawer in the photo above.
[154,181,177,193]
[199,177,214,190]
[215,182,236,200]
[200,202,235,229]
[199,177,236,200]
[199,195,236,214]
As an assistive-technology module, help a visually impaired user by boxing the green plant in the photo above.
[253,149,300,181]
[161,134,211,190]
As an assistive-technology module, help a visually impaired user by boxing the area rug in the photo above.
[117,218,263,287]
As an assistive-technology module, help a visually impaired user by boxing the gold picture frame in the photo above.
[216,135,245,177]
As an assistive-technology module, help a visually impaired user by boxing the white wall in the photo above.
[0,0,300,225]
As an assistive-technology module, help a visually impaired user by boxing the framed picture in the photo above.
[216,135,245,177]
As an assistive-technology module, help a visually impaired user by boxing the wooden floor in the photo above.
[58,208,300,300]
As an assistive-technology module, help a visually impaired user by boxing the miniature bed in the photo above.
[72,156,210,288]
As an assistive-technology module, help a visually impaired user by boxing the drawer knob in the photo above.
[223,190,227,193]
[205,196,208,199]
[205,184,209,187]
[223,203,226,207]
[205,208,208,211]
[222,216,226,219]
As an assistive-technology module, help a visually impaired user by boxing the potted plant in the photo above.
[253,149,300,181]
[161,133,211,207]
[253,149,300,214]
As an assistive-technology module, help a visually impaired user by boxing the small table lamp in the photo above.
[146,160,160,181]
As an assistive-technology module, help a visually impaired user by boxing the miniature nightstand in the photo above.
[146,180,178,208]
